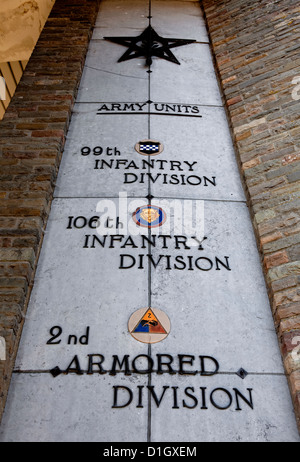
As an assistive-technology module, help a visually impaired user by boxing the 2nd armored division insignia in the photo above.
[135,140,163,156]
[128,307,171,344]
[133,308,166,334]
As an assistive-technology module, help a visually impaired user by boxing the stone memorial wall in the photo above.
[0,0,299,442]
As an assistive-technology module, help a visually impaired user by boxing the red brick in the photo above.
[264,250,289,269]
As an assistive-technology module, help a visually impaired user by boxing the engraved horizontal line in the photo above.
[52,197,148,200]
[12,369,285,377]
[52,196,246,203]
[84,65,148,80]
[96,112,203,118]
[146,197,247,203]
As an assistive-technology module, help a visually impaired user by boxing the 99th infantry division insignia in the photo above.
[132,205,167,228]
[135,140,163,156]
[128,308,171,344]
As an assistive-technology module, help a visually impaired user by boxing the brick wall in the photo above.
[0,0,100,420]
[201,0,300,431]
[0,0,299,436]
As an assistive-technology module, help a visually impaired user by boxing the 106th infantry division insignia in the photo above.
[128,308,171,344]
[132,205,167,228]
[135,140,163,156]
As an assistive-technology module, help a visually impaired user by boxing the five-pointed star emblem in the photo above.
[104,25,196,66]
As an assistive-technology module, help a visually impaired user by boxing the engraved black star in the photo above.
[104,25,196,66]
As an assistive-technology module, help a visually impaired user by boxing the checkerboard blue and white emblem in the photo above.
[135,140,163,156]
